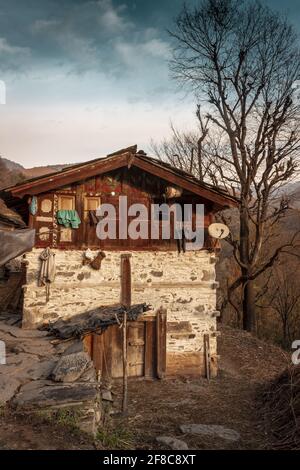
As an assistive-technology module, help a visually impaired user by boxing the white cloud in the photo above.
[142,38,171,59]
[0,37,30,56]
[97,0,132,32]
[114,36,171,69]
[31,19,61,33]
[0,37,31,73]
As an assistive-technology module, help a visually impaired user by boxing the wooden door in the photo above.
[105,321,146,378]
[127,322,145,376]
[86,312,167,379]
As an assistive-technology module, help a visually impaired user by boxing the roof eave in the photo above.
[5,151,239,209]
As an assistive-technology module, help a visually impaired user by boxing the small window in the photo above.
[84,196,101,221]
[58,195,75,210]
[57,195,75,244]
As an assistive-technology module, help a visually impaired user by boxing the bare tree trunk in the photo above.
[240,205,256,332]
[242,280,256,332]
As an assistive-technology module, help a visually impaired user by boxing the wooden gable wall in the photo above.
[29,167,214,251]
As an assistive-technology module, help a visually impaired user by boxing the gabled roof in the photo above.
[4,146,238,208]
[0,198,26,228]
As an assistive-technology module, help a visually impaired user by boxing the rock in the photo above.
[10,339,55,357]
[51,352,91,382]
[15,379,52,392]
[0,354,41,383]
[80,363,96,382]
[150,270,163,277]
[12,380,98,408]
[180,424,240,442]
[156,436,188,450]
[62,339,85,356]
[0,354,56,383]
[27,360,57,380]
[0,375,20,403]
[5,352,39,366]
[102,390,113,402]
[0,323,48,339]
[5,316,22,326]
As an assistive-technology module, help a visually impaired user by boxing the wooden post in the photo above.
[121,254,132,307]
[120,254,132,413]
[122,310,128,413]
[156,307,167,379]
[204,333,211,381]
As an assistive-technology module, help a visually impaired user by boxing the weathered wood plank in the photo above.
[156,307,167,379]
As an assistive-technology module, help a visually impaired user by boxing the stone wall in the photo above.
[23,249,219,376]
[0,312,102,435]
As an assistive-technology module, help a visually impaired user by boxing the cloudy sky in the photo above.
[0,0,300,168]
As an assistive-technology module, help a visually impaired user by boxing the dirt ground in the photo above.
[0,325,288,450]
[0,411,96,450]
[112,325,288,450]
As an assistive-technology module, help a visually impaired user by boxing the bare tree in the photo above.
[259,260,300,347]
[150,107,212,182]
[168,0,300,332]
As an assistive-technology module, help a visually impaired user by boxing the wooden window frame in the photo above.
[83,195,101,222]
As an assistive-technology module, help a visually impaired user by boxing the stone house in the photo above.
[3,146,237,379]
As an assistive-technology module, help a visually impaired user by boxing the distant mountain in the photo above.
[0,158,25,189]
[1,158,24,173]
[0,157,71,190]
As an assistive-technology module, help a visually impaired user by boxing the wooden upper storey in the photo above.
[3,147,238,251]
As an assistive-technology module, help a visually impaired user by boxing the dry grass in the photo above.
[259,364,300,450]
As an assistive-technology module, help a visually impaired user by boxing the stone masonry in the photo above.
[23,249,219,376]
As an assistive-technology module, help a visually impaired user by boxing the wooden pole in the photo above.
[156,307,167,379]
[122,309,128,413]
[204,333,211,381]
[120,254,132,414]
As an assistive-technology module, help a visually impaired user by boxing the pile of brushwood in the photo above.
[42,303,151,340]
[260,364,300,450]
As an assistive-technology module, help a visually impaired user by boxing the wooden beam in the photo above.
[8,153,131,197]
[132,158,238,208]
[7,151,238,208]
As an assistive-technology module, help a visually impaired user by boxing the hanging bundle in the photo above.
[90,251,106,270]
[39,248,56,302]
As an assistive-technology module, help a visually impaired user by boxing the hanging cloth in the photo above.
[88,210,100,226]
[56,210,81,229]
[29,196,38,216]
[39,248,56,302]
